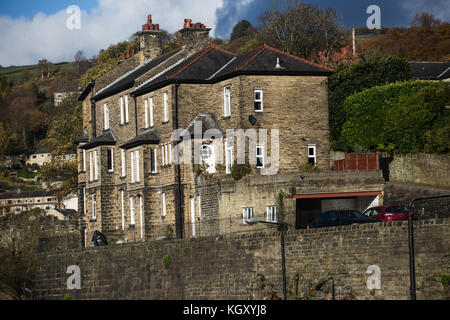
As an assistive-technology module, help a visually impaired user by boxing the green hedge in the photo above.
[328,56,412,144]
[342,80,450,154]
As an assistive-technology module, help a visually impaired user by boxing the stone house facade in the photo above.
[76,14,385,245]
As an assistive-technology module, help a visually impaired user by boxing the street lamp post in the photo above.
[246,218,288,300]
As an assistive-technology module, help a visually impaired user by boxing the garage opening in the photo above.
[294,191,382,229]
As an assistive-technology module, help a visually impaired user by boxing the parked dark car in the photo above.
[363,205,412,222]
[308,210,381,229]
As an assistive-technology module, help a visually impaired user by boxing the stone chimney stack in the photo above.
[180,19,211,52]
[137,14,163,61]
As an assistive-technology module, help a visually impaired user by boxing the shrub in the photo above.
[299,163,319,172]
[342,80,450,154]
[231,161,252,181]
[162,255,171,269]
[328,56,412,145]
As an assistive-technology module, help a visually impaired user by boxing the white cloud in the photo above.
[0,0,224,66]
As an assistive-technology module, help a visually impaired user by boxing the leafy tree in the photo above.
[359,13,450,61]
[0,122,13,158]
[80,38,139,87]
[328,56,412,149]
[259,0,344,60]
[39,96,82,202]
[316,46,359,70]
[43,97,82,156]
[342,80,450,154]
[40,158,78,206]
[230,20,254,41]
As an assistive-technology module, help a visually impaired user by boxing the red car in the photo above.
[363,205,412,222]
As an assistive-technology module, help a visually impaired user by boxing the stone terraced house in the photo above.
[76,15,385,246]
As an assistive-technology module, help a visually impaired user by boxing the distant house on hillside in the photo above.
[26,147,76,168]
[0,190,58,215]
[54,90,81,106]
[410,62,450,82]
[26,148,51,167]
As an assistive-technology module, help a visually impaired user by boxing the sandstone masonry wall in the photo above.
[33,219,450,300]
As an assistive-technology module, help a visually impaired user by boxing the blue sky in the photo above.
[0,0,448,66]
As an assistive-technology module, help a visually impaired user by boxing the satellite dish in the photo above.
[249,115,257,125]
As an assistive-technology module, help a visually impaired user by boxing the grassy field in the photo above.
[0,62,76,83]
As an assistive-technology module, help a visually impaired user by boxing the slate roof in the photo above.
[181,113,222,138]
[0,190,55,200]
[120,129,160,150]
[212,44,333,79]
[77,81,94,101]
[80,130,117,150]
[74,131,89,145]
[92,49,183,101]
[54,208,77,217]
[133,44,333,96]
[410,62,450,80]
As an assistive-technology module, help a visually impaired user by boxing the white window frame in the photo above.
[169,144,172,165]
[163,92,169,122]
[161,145,165,167]
[82,149,86,172]
[164,144,169,166]
[107,149,114,172]
[83,188,86,216]
[308,145,317,165]
[243,207,254,224]
[104,103,110,130]
[121,149,126,177]
[254,89,263,112]
[92,194,97,220]
[144,99,149,129]
[225,139,233,175]
[121,191,125,230]
[256,146,264,169]
[139,196,144,239]
[120,96,125,124]
[162,192,166,217]
[151,148,158,173]
[125,95,129,123]
[130,197,136,226]
[224,86,231,117]
[266,206,278,223]
[135,150,141,182]
[150,97,154,127]
[94,150,98,180]
[131,151,135,183]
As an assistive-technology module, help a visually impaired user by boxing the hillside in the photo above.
[0,62,76,84]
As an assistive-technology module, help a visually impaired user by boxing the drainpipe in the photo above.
[175,82,184,239]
